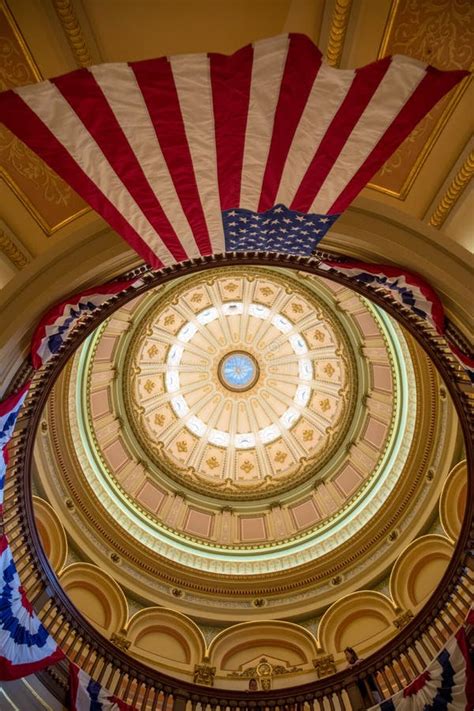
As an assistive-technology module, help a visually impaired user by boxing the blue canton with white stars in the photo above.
[223,204,340,256]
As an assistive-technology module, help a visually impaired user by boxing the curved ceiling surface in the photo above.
[34,265,458,617]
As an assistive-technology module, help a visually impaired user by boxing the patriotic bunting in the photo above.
[0,383,30,516]
[0,34,467,268]
[320,259,474,383]
[369,627,473,711]
[31,277,143,369]
[0,535,64,680]
[70,663,136,710]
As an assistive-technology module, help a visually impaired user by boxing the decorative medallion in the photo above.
[218,351,260,392]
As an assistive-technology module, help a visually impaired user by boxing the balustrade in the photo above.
[1,252,472,711]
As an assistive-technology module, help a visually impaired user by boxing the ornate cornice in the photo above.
[325,0,353,67]
[0,226,29,269]
[428,149,474,229]
[52,0,93,68]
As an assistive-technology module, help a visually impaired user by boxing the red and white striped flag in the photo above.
[0,34,467,268]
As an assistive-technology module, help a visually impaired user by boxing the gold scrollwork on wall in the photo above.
[369,0,473,199]
[0,0,88,234]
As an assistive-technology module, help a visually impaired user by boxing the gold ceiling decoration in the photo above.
[124,269,355,500]
[428,148,474,228]
[325,0,353,68]
[368,0,473,199]
[0,223,29,268]
[0,0,88,234]
[52,0,94,68]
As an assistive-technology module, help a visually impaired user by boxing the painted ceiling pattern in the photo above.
[126,272,353,498]
[34,266,457,618]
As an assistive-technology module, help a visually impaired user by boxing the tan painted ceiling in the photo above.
[0,0,472,285]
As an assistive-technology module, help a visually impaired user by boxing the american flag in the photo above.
[0,34,467,268]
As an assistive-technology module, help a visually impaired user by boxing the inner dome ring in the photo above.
[217,350,260,392]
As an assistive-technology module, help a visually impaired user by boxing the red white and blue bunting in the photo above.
[31,277,144,369]
[320,259,474,383]
[0,383,30,517]
[0,534,64,680]
[369,627,473,711]
[70,662,136,710]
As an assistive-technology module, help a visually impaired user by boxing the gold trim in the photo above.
[52,0,93,68]
[377,0,401,60]
[326,0,353,68]
[1,166,90,234]
[1,0,42,82]
[0,225,29,268]
[369,0,472,200]
[428,150,474,228]
[0,1,91,232]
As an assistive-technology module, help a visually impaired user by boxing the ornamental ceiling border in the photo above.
[367,0,473,200]
[116,267,360,501]
[0,0,90,234]
[35,334,449,603]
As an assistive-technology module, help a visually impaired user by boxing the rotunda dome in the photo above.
[34,265,457,625]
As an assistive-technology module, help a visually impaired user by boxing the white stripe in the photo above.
[240,35,290,211]
[15,80,176,266]
[91,63,201,260]
[312,56,426,213]
[276,62,355,207]
[170,53,225,253]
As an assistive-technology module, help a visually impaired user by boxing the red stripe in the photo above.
[258,34,322,212]
[69,663,80,711]
[0,382,30,418]
[0,648,65,682]
[291,55,392,213]
[329,66,469,213]
[52,70,187,263]
[131,58,212,256]
[0,90,163,269]
[210,43,253,210]
[0,534,8,555]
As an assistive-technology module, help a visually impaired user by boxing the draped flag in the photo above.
[0,534,64,680]
[320,259,474,383]
[0,34,467,268]
[31,277,144,369]
[70,663,136,711]
[0,383,30,516]
[369,627,473,711]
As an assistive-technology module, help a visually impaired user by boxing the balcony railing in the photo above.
[1,251,472,711]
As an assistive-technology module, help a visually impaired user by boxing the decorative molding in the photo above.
[52,0,93,68]
[393,608,414,630]
[110,632,131,651]
[0,1,89,232]
[369,0,473,199]
[0,224,29,269]
[193,662,216,686]
[326,0,353,67]
[428,150,474,228]
[313,652,337,678]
